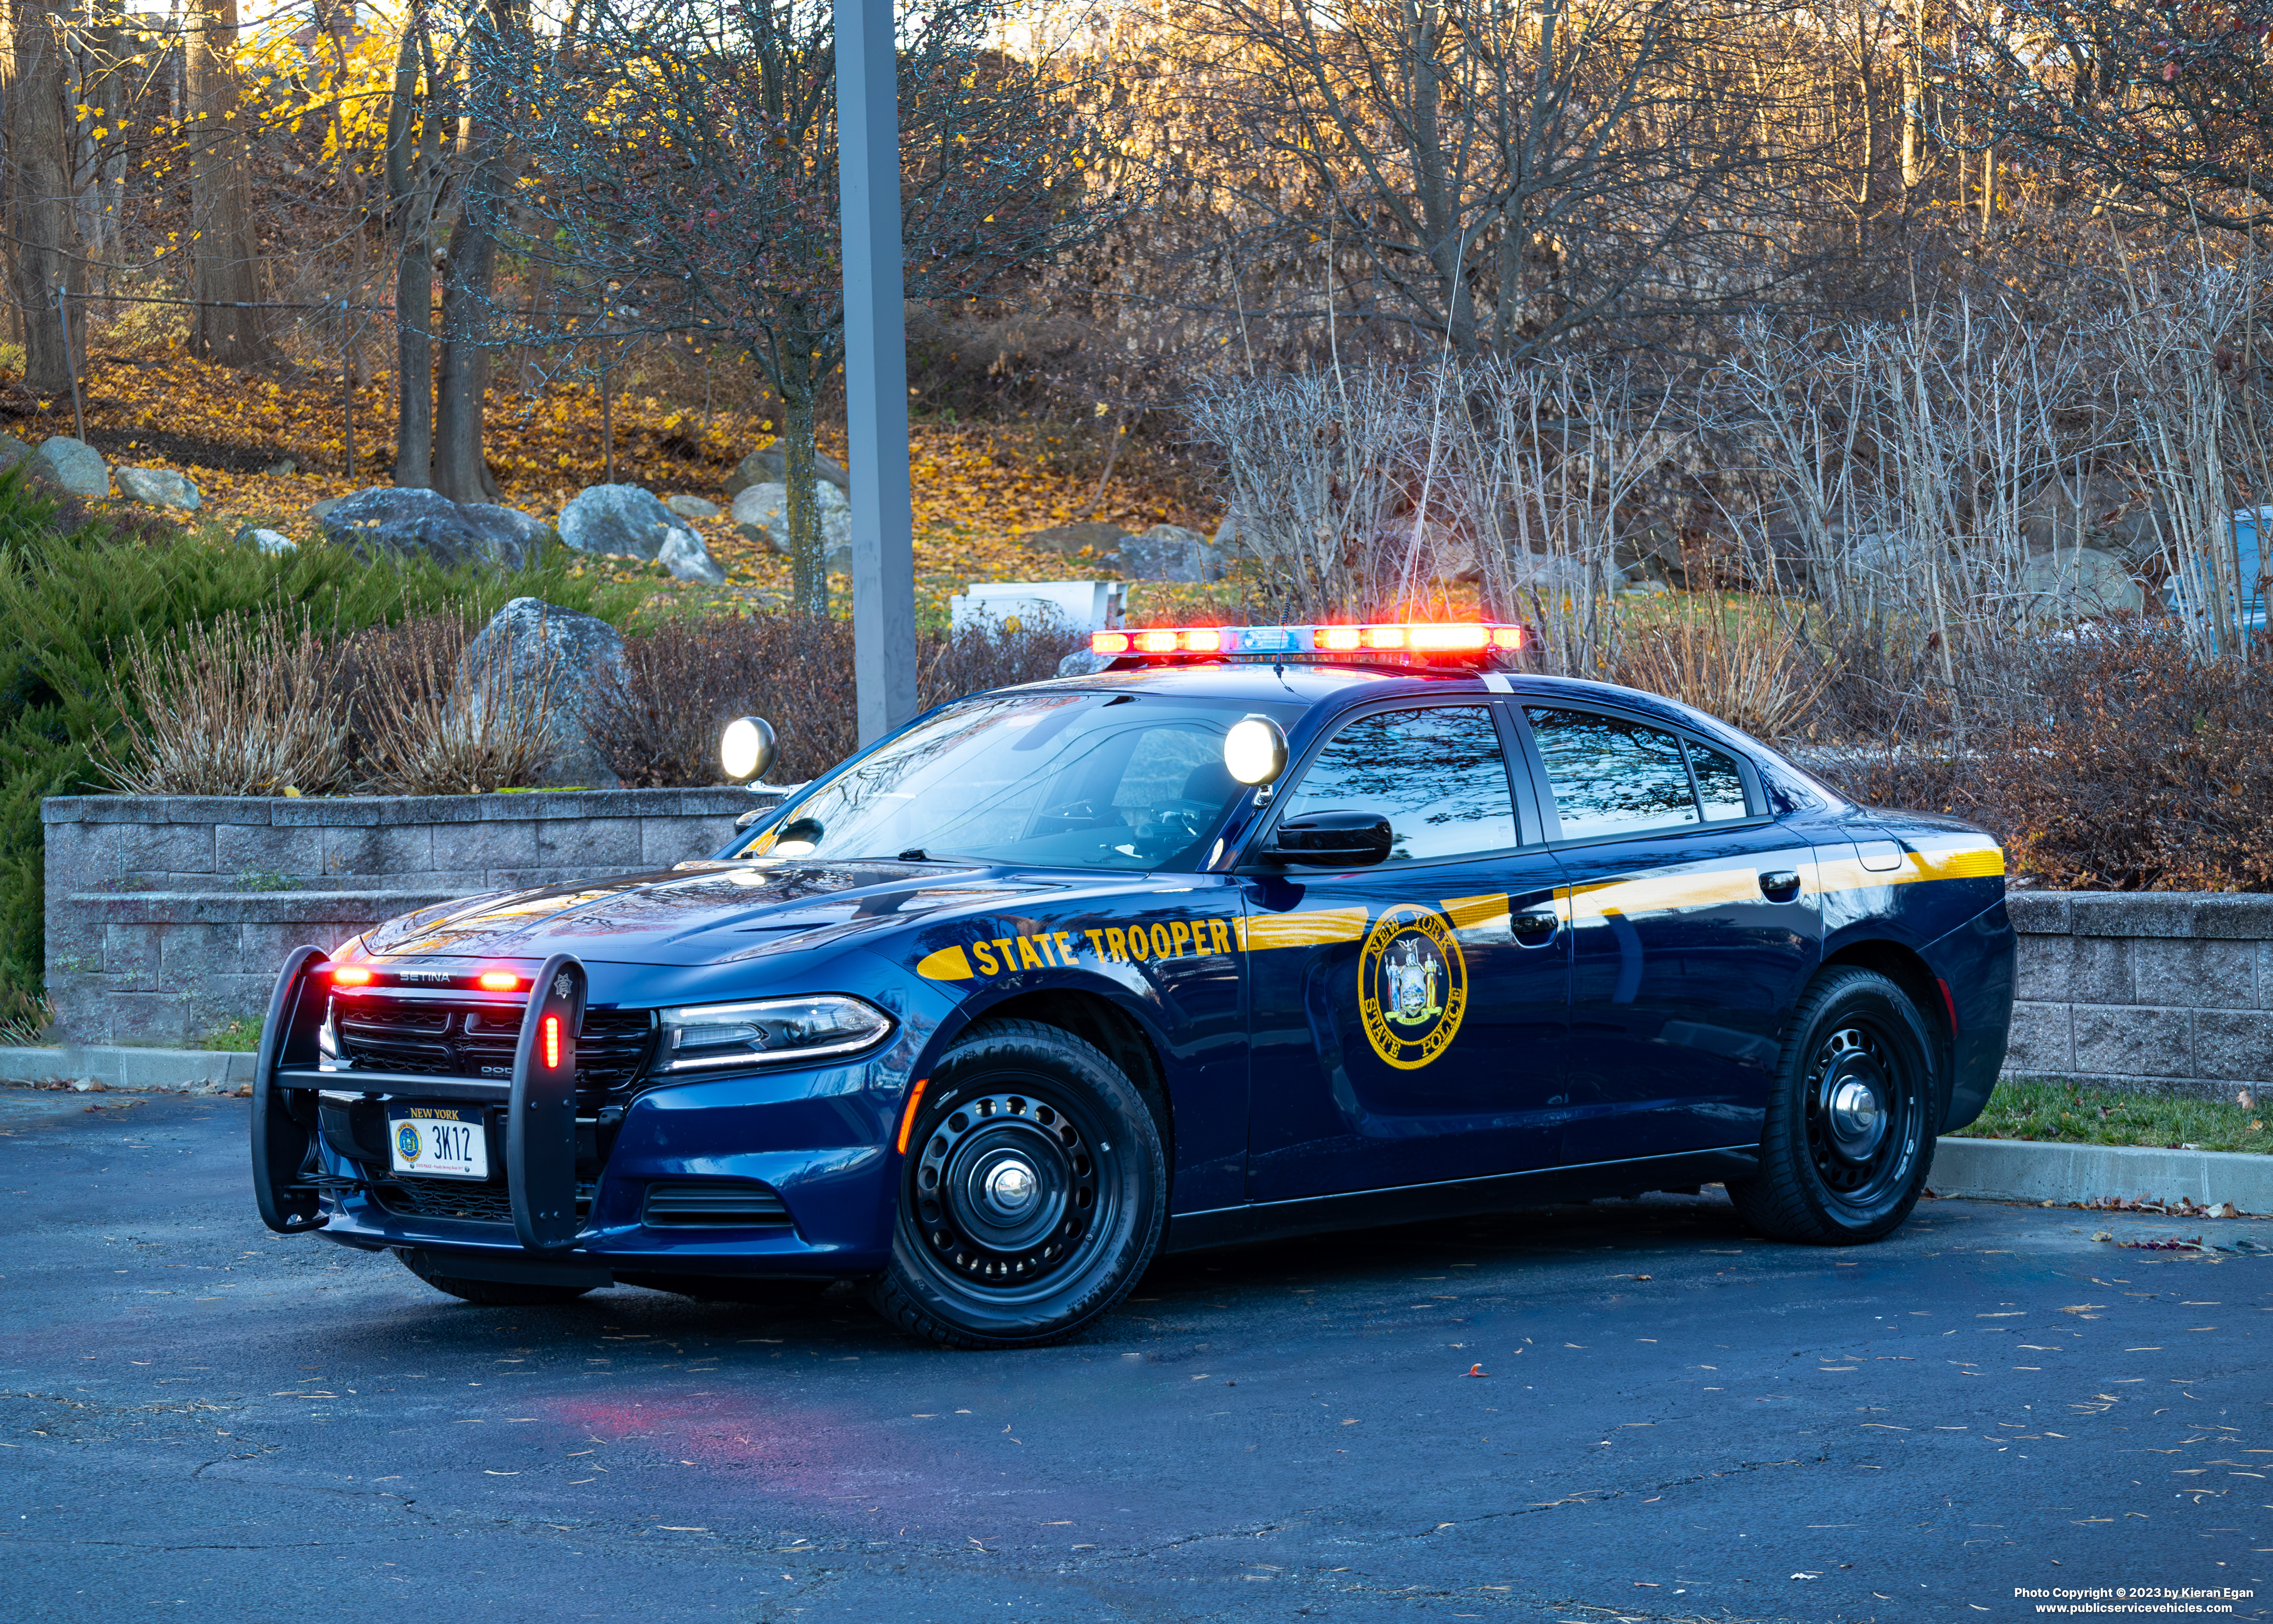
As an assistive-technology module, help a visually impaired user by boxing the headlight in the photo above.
[654,995,894,1074]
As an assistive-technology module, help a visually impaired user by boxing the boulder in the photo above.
[736,521,783,555]
[559,483,686,561]
[115,466,202,512]
[0,435,33,476]
[308,496,344,522]
[235,526,297,556]
[1507,554,1619,597]
[664,494,720,520]
[317,486,549,570]
[457,597,625,788]
[1117,523,1224,583]
[731,481,850,553]
[1020,521,1130,557]
[1056,648,1115,678]
[725,445,849,498]
[2020,470,2165,567]
[2021,546,2144,622]
[28,436,108,498]
[658,526,726,585]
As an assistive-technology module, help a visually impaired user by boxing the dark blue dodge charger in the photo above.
[252,620,2016,1348]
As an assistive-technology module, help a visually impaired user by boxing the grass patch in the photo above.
[199,1017,263,1053]
[1949,1078,2270,1154]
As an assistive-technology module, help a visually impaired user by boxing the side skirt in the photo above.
[1162,1147,1761,1255]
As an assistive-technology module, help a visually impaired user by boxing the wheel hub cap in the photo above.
[1827,1076,1886,1159]
[982,1158,1040,1216]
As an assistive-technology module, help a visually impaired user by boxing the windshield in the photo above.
[739,690,1302,870]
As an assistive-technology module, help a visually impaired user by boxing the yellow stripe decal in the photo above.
[1236,906,1370,951]
[915,944,974,981]
[1440,892,1510,930]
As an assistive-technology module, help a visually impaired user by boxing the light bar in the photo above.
[1089,622,1525,661]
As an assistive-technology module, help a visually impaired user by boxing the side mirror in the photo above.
[1265,810,1393,867]
[721,716,777,783]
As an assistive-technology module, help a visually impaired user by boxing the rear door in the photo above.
[1514,704,1820,1164]
[1242,700,1570,1200]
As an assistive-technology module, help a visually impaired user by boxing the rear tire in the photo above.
[1728,967,1938,1245]
[397,1250,595,1306]
[866,1019,1165,1350]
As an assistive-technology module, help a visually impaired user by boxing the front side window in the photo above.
[1274,706,1518,862]
[1525,708,1699,841]
[742,692,1302,870]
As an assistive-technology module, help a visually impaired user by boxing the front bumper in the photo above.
[312,1061,900,1276]
[253,950,914,1279]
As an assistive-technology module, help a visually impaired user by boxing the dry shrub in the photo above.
[591,615,860,788]
[592,613,1088,788]
[918,610,1088,706]
[1813,629,2273,891]
[97,604,349,795]
[1607,597,1828,742]
[349,612,562,795]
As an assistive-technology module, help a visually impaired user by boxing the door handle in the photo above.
[1511,910,1559,945]
[1759,869,1802,902]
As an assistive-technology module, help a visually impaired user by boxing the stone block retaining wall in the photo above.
[2004,891,2273,1099]
[41,789,769,1046]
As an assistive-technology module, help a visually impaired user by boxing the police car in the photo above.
[252,620,2016,1349]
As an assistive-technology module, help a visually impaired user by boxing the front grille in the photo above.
[374,1174,596,1226]
[336,997,657,1095]
[378,1177,517,1223]
[641,1180,792,1229]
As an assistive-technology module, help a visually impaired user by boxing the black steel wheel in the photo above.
[397,1249,595,1307]
[1728,967,1938,1245]
[867,1019,1164,1349]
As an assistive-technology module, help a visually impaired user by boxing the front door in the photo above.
[1243,701,1570,1201]
[1515,705,1821,1164]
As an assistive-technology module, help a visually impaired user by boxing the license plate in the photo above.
[387,1105,489,1180]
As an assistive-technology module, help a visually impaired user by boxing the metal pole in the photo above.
[835,0,917,745]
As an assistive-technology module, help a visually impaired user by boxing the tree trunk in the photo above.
[432,0,513,503]
[5,0,83,396]
[185,0,269,366]
[781,356,826,617]
[386,13,439,487]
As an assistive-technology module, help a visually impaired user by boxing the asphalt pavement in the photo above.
[2,1092,2266,1624]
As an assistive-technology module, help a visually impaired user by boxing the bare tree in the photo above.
[386,5,451,486]
[184,0,270,365]
[501,0,1127,613]
[6,0,84,394]
[1137,0,1833,360]
[1937,0,2273,230]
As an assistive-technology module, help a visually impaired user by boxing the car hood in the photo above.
[356,858,1077,968]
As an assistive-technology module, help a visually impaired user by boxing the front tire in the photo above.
[1728,967,1938,1245]
[867,1019,1165,1349]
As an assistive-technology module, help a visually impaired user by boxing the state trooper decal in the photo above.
[1357,903,1467,1070]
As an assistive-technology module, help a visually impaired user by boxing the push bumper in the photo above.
[254,948,901,1279]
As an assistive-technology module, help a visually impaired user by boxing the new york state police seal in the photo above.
[1358,903,1467,1070]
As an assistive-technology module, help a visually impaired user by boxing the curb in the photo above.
[0,1045,256,1092]
[1930,1136,2273,1215]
